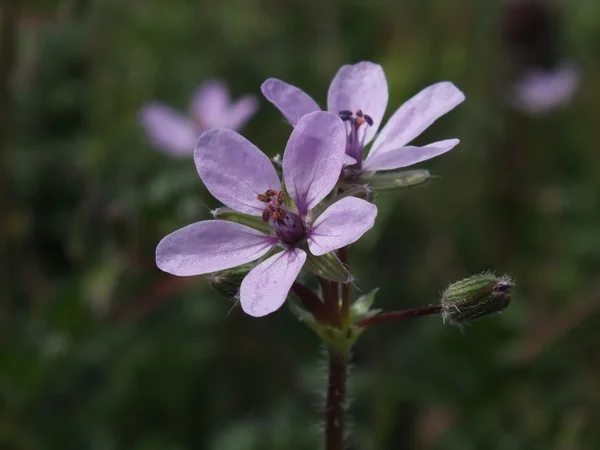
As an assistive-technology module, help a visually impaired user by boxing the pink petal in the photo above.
[156,220,276,276]
[261,78,321,126]
[308,197,377,256]
[282,111,346,217]
[513,65,578,114]
[219,95,259,130]
[139,104,199,156]
[327,61,388,145]
[191,79,230,127]
[363,139,460,171]
[239,248,307,317]
[370,82,465,157]
[195,129,281,216]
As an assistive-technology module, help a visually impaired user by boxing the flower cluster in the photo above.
[155,61,465,318]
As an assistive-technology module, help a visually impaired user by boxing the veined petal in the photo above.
[327,61,388,145]
[139,104,198,156]
[370,82,465,157]
[156,220,276,276]
[308,197,377,256]
[283,111,346,217]
[195,129,281,215]
[363,139,460,171]
[191,79,230,126]
[240,248,307,317]
[219,95,259,130]
[261,78,321,126]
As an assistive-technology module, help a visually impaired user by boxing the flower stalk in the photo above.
[356,304,442,328]
[325,348,348,450]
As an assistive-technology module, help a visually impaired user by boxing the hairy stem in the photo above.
[356,305,442,327]
[325,348,348,450]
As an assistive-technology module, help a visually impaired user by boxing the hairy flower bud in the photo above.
[441,272,514,325]
[209,263,254,298]
[353,169,433,191]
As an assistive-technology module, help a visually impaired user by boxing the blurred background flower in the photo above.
[3,0,600,449]
[140,80,258,156]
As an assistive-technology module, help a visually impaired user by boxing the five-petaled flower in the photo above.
[155,111,377,317]
[261,61,465,176]
[140,79,258,156]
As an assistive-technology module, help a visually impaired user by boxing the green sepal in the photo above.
[349,288,381,322]
[355,169,433,191]
[212,207,271,234]
[209,262,255,298]
[304,250,351,283]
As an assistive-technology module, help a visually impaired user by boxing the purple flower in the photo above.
[512,65,578,115]
[261,61,465,175]
[155,111,377,317]
[140,79,258,157]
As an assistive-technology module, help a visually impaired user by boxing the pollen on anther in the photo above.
[339,110,353,121]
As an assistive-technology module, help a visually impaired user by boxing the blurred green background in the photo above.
[3,0,600,448]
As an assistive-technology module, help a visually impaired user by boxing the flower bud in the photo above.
[212,207,270,233]
[441,272,514,325]
[355,169,433,191]
[209,263,254,299]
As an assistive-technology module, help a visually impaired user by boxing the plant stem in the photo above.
[325,348,348,450]
[356,304,442,327]
[319,276,341,326]
[291,282,331,323]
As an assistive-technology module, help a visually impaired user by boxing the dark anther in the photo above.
[363,114,373,126]
[356,109,364,118]
[338,110,353,121]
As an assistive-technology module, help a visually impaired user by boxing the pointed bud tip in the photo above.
[209,263,255,298]
[441,272,515,326]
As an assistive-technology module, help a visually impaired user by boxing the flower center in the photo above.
[257,189,306,246]
[338,109,373,167]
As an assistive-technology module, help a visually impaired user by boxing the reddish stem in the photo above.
[356,305,442,328]
[291,282,331,324]
[325,348,347,450]
[319,276,341,326]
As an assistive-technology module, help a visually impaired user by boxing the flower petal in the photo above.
[513,65,578,114]
[139,104,199,156]
[308,197,377,256]
[195,129,281,215]
[327,61,388,145]
[283,111,346,216]
[370,82,465,157]
[363,139,460,171]
[191,79,230,126]
[220,95,259,130]
[156,220,276,276]
[261,78,321,126]
[240,248,307,317]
